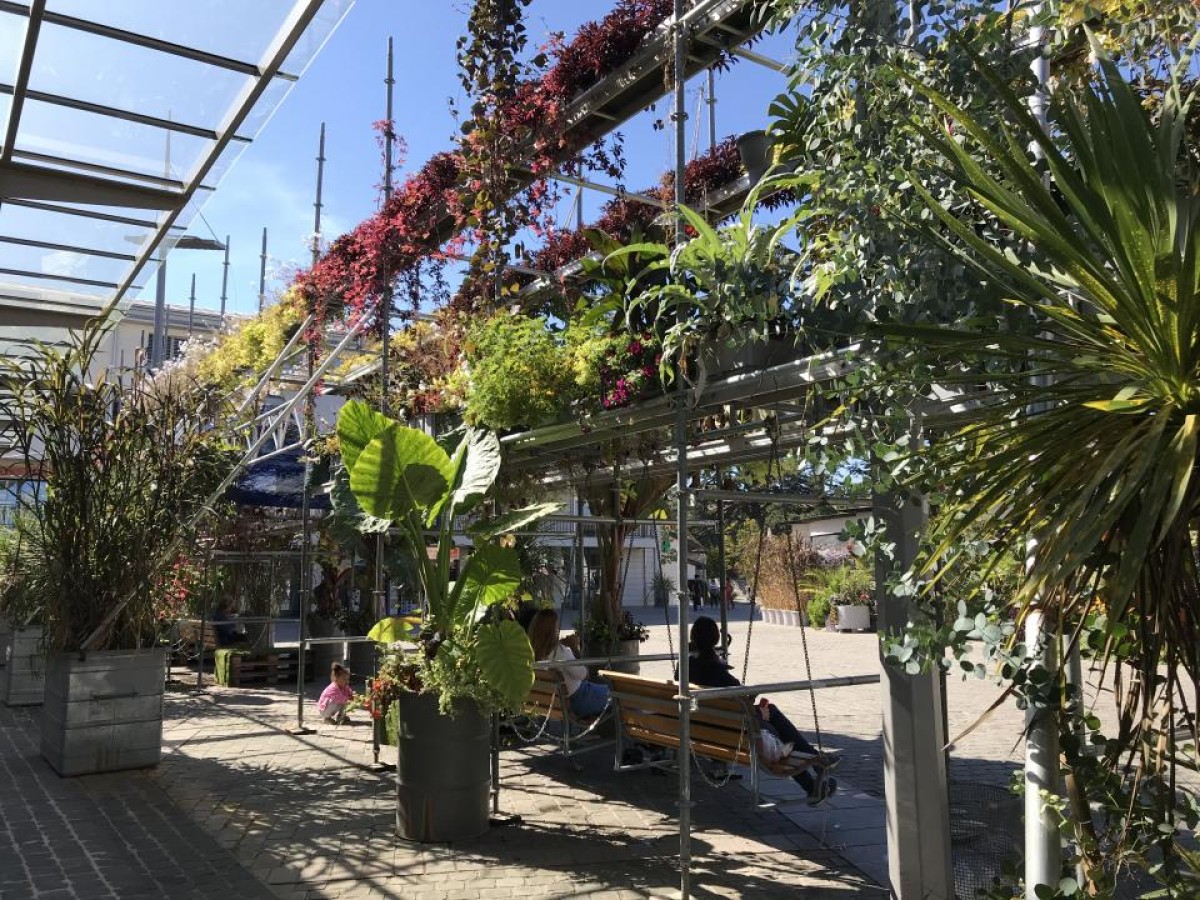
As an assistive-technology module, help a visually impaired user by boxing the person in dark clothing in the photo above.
[211,599,247,647]
[687,616,839,804]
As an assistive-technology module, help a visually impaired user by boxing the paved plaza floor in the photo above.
[0,602,1122,899]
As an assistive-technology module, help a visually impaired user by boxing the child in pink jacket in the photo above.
[318,663,354,724]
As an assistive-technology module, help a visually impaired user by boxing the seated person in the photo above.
[688,616,839,805]
[210,599,248,648]
[527,608,610,719]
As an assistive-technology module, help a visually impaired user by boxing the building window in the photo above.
[144,333,186,362]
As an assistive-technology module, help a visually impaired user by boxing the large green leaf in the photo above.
[475,619,534,710]
[336,400,396,474]
[348,427,452,521]
[468,501,561,542]
[329,467,392,540]
[451,429,501,516]
[453,543,521,623]
[366,615,421,645]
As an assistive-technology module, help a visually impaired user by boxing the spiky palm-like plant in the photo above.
[885,42,1198,884]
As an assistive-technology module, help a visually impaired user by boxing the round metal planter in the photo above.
[394,692,490,842]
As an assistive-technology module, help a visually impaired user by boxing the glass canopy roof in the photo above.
[0,0,352,323]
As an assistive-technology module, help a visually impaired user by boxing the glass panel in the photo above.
[0,10,24,84]
[15,97,214,182]
[46,0,296,64]
[0,199,157,248]
[29,22,254,130]
[0,239,133,287]
[281,0,355,79]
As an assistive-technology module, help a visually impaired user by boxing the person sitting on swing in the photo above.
[688,616,839,805]
[527,608,610,719]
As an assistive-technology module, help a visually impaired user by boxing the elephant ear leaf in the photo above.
[336,400,396,474]
[476,619,534,711]
[454,544,521,623]
[469,502,560,542]
[366,616,421,645]
[452,429,502,515]
[349,427,452,520]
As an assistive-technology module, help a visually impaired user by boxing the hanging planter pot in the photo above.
[735,129,772,183]
[40,648,167,776]
[2,625,45,707]
[394,692,491,842]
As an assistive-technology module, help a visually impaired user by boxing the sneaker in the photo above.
[808,775,838,806]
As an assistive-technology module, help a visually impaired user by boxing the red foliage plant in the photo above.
[291,0,683,329]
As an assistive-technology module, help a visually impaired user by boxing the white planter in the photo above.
[836,605,872,632]
[41,648,167,777]
[2,625,45,706]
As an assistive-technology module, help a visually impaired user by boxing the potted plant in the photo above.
[807,555,875,633]
[580,608,649,675]
[337,400,556,841]
[0,324,232,775]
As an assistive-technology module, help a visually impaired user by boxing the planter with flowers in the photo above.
[337,400,556,841]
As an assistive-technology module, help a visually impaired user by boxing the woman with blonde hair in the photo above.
[527,608,610,718]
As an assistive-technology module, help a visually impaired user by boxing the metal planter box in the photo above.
[40,648,167,777]
[2,625,45,706]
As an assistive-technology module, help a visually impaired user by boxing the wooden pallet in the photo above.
[271,650,314,683]
[215,651,279,687]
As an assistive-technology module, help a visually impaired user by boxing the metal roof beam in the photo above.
[9,148,186,189]
[0,159,183,209]
[0,234,135,261]
[0,82,252,143]
[2,197,185,231]
[1,0,45,165]
[0,1,300,82]
[0,265,118,289]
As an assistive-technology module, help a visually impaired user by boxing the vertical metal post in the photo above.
[292,122,327,737]
[706,67,716,151]
[1025,608,1061,893]
[716,492,728,654]
[373,38,396,771]
[196,604,207,690]
[219,236,230,321]
[151,262,167,369]
[1024,11,1061,895]
[576,494,587,637]
[187,273,196,338]
[671,3,692,897]
[258,227,268,312]
[151,131,171,370]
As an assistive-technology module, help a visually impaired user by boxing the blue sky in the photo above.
[162,0,795,317]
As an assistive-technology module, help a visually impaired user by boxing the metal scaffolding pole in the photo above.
[258,226,268,312]
[291,120,326,737]
[187,272,195,337]
[371,37,396,772]
[219,235,229,320]
[671,3,693,897]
